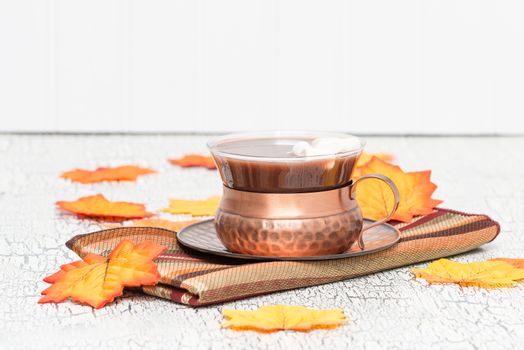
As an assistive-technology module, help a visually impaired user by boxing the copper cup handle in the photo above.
[349,174,400,250]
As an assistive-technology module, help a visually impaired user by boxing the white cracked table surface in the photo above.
[1,134,523,350]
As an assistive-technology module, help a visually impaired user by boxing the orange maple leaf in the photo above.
[61,165,156,184]
[169,154,216,170]
[57,194,153,220]
[39,240,166,308]
[223,305,347,332]
[355,157,442,222]
[356,152,394,168]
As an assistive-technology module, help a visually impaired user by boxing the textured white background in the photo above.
[1,134,523,349]
[1,1,524,134]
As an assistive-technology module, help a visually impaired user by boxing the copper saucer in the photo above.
[177,219,400,261]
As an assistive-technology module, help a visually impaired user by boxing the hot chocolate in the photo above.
[209,133,362,193]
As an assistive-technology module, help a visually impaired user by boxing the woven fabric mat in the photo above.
[66,208,500,306]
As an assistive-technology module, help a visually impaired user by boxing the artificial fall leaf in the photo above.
[356,152,394,168]
[57,194,153,220]
[222,305,347,332]
[161,196,221,217]
[61,165,156,184]
[169,154,216,170]
[355,157,442,222]
[127,218,201,232]
[411,258,524,288]
[490,258,524,269]
[39,240,166,308]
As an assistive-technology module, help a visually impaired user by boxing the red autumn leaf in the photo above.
[39,240,166,308]
[61,165,156,184]
[168,154,216,170]
[56,194,153,220]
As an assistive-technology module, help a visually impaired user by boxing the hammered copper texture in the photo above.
[214,207,363,256]
[177,218,400,261]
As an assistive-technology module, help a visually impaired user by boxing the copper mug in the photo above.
[208,131,400,257]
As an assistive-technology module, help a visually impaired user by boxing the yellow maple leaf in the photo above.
[222,305,346,332]
[355,157,442,222]
[161,196,221,217]
[489,258,524,269]
[412,258,524,288]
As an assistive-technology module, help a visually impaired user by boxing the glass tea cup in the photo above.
[208,131,399,257]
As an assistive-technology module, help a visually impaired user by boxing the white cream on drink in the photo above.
[291,136,361,157]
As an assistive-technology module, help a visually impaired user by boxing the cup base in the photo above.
[215,208,363,257]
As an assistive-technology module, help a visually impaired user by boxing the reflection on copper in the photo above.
[215,173,400,257]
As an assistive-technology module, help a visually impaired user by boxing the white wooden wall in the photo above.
[1,1,523,134]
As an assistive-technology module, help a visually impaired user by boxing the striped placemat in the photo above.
[66,208,500,306]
